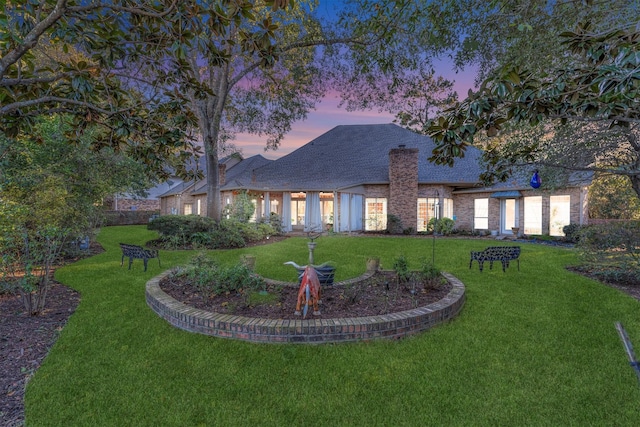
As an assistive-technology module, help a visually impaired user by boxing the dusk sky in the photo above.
[236,62,477,160]
[235,2,478,160]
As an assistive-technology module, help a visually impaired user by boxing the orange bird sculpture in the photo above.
[293,265,322,318]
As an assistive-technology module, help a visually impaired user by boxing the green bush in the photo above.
[147,215,215,236]
[267,213,284,234]
[393,255,411,283]
[172,254,265,300]
[418,259,445,289]
[147,216,279,250]
[386,214,403,234]
[427,217,455,235]
[562,223,586,243]
[577,221,640,282]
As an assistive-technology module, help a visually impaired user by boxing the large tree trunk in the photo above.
[196,69,229,221]
[205,143,220,221]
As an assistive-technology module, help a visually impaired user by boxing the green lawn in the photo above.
[26,225,640,426]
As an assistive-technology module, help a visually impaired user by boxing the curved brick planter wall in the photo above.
[146,271,465,344]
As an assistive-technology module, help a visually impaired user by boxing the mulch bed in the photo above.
[0,243,102,427]
[0,284,81,427]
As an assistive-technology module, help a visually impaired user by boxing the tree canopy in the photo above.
[427,20,640,198]
[1,0,215,180]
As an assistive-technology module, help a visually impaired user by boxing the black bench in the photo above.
[296,266,336,286]
[470,246,520,272]
[119,243,160,272]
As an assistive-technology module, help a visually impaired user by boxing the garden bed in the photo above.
[159,270,452,320]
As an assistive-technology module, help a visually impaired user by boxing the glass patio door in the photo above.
[501,198,518,234]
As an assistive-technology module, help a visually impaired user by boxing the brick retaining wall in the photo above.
[146,271,465,344]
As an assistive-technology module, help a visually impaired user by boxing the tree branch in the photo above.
[0,72,78,87]
[0,0,68,78]
[0,96,113,116]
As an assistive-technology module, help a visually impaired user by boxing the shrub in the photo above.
[266,213,284,234]
[392,255,411,283]
[223,191,255,222]
[386,214,403,234]
[417,259,445,289]
[562,223,586,243]
[210,221,246,249]
[237,221,263,242]
[172,254,265,301]
[147,215,215,236]
[429,217,455,235]
[577,221,640,283]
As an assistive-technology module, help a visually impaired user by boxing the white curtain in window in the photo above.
[351,194,363,230]
[304,192,321,232]
[282,192,292,232]
[339,193,351,232]
[263,192,270,220]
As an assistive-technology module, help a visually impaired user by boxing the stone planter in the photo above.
[366,257,380,272]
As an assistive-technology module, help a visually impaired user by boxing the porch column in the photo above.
[282,192,292,232]
[263,192,270,221]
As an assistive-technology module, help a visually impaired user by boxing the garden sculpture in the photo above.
[284,261,324,318]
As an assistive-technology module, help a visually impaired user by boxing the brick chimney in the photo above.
[388,145,419,232]
[218,164,226,186]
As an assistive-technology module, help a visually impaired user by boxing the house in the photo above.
[159,124,591,236]
[159,154,271,216]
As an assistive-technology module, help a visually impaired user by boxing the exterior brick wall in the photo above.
[453,186,589,234]
[388,147,419,231]
[146,271,466,344]
[362,184,389,199]
[109,198,160,211]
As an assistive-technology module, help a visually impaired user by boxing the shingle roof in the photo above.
[221,124,484,191]
[193,155,272,194]
[158,180,195,197]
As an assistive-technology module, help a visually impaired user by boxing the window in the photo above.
[524,196,542,235]
[184,203,193,215]
[474,198,488,230]
[321,199,334,224]
[443,198,453,219]
[270,199,279,215]
[417,198,436,232]
[550,195,571,236]
[417,198,453,232]
[196,199,201,216]
[365,198,387,231]
[291,193,306,226]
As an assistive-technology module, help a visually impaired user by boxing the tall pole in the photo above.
[432,190,439,265]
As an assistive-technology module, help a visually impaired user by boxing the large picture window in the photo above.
[524,196,542,235]
[417,198,453,232]
[290,194,305,227]
[474,198,489,230]
[417,198,436,232]
[365,198,387,231]
[550,195,571,236]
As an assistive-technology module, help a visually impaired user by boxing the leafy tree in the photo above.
[427,21,640,198]
[0,115,151,314]
[0,0,209,180]
[122,0,435,220]
[588,175,640,220]
[395,0,640,200]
